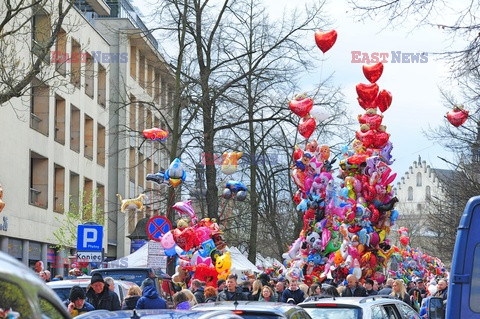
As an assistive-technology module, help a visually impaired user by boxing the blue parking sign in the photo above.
[77,224,103,251]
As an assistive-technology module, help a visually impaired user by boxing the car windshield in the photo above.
[92,270,150,286]
[52,287,80,302]
[303,307,360,319]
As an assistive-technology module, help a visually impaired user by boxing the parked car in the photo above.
[75,309,243,319]
[90,268,175,302]
[298,295,421,319]
[0,251,72,318]
[47,277,137,303]
[193,301,312,319]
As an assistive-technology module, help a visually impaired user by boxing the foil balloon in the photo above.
[221,151,243,175]
[362,63,384,84]
[116,194,146,213]
[314,30,337,53]
[356,83,379,103]
[146,170,169,185]
[216,251,232,280]
[309,104,328,122]
[298,117,316,139]
[446,105,469,127]
[223,180,248,201]
[376,90,393,113]
[165,158,187,187]
[172,200,197,224]
[142,128,168,142]
[289,95,314,118]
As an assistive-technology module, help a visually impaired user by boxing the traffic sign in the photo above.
[146,216,172,241]
[76,251,103,263]
[77,224,103,251]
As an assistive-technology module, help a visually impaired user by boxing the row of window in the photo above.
[29,150,104,216]
[31,86,106,166]
[407,185,431,201]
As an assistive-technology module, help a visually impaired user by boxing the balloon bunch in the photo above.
[222,180,248,201]
[389,246,447,284]
[283,62,401,285]
[157,204,231,288]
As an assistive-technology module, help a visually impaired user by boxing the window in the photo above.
[84,114,94,160]
[98,64,106,107]
[83,178,93,220]
[55,28,67,75]
[129,147,136,182]
[130,45,136,79]
[417,203,422,211]
[416,172,422,186]
[32,8,51,63]
[0,279,33,317]
[85,53,94,98]
[54,95,65,144]
[71,39,81,88]
[70,104,80,152]
[154,70,160,104]
[97,124,105,166]
[97,183,105,218]
[69,171,79,213]
[31,79,50,136]
[397,303,421,318]
[371,305,388,319]
[139,53,145,88]
[30,151,48,208]
[426,186,431,201]
[129,95,136,147]
[138,154,144,188]
[147,65,153,96]
[54,164,65,213]
[408,186,413,201]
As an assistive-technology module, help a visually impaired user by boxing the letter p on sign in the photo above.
[77,224,103,251]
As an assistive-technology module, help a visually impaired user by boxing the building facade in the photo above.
[0,0,174,273]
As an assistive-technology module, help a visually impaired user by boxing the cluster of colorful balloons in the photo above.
[289,94,328,139]
[283,62,401,286]
[157,204,231,288]
[388,246,447,284]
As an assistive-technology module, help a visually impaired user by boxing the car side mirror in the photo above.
[428,297,445,319]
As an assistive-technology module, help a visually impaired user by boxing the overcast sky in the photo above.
[133,0,462,180]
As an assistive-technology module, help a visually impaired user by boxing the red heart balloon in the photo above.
[356,83,379,103]
[374,131,390,148]
[298,117,316,139]
[357,97,376,111]
[356,129,376,148]
[314,30,337,54]
[289,97,313,117]
[292,145,304,162]
[358,113,383,130]
[376,90,393,113]
[362,63,384,83]
[173,227,195,251]
[447,109,469,127]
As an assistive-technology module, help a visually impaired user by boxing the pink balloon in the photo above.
[161,231,176,249]
[173,200,197,224]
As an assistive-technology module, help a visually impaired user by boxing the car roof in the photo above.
[299,295,406,306]
[193,300,306,314]
[76,309,243,319]
[91,267,171,279]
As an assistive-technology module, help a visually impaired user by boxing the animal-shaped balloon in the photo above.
[172,200,197,225]
[116,194,146,212]
[165,158,187,187]
[142,128,168,142]
[216,251,232,280]
[222,180,248,201]
[221,151,243,175]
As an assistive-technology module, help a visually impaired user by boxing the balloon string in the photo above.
[223,200,233,229]
[312,58,325,99]
[218,198,227,221]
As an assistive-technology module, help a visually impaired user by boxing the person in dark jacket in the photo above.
[191,279,205,303]
[281,280,305,304]
[378,278,394,295]
[121,285,142,310]
[390,279,411,306]
[365,278,378,296]
[341,275,367,297]
[217,274,249,301]
[86,273,121,311]
[136,284,167,309]
[64,285,94,317]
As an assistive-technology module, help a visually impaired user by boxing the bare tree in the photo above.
[0,0,74,106]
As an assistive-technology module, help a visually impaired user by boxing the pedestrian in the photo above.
[136,279,167,309]
[281,280,305,304]
[378,278,394,295]
[307,283,321,296]
[173,290,191,310]
[390,279,411,305]
[121,285,142,310]
[190,279,205,303]
[258,286,275,302]
[64,285,94,317]
[251,279,262,301]
[365,278,378,296]
[204,286,218,303]
[86,273,121,311]
[217,274,249,301]
[433,279,448,303]
[275,281,286,302]
[181,289,198,307]
[217,279,226,294]
[341,275,367,297]
[104,277,115,292]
